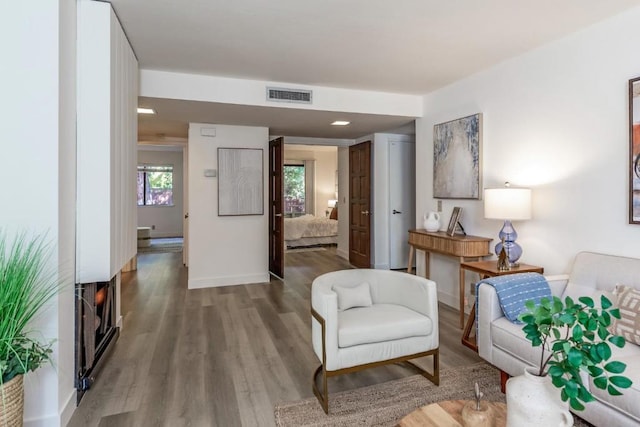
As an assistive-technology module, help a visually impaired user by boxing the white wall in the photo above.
[284,145,337,216]
[416,6,640,309]
[188,123,270,288]
[138,148,184,237]
[2,1,76,425]
[141,70,422,117]
[337,147,350,259]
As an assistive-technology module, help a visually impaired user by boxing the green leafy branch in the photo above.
[519,295,632,411]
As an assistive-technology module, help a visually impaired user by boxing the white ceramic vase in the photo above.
[423,212,440,232]
[506,367,573,427]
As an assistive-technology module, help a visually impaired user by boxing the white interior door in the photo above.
[389,140,415,269]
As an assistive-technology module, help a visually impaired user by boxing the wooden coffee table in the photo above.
[397,399,506,427]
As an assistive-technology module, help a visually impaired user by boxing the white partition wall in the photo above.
[188,123,270,288]
[77,0,138,284]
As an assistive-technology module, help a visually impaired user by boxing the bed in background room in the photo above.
[284,214,338,248]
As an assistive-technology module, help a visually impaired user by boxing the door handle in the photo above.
[392,209,402,214]
[361,210,370,215]
[274,213,283,217]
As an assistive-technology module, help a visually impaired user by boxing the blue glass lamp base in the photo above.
[494,220,523,265]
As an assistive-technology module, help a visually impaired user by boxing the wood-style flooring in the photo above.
[68,247,482,427]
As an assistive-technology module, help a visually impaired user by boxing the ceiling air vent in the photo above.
[266,87,312,104]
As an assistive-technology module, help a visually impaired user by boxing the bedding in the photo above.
[284,214,338,247]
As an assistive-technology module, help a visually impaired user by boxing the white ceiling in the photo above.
[108,0,640,140]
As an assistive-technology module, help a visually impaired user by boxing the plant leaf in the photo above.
[608,335,626,348]
[568,348,583,367]
[579,296,595,308]
[593,376,608,390]
[604,361,626,374]
[596,342,612,361]
[572,325,583,341]
[608,385,623,396]
[610,376,633,389]
[588,366,603,377]
[569,397,585,411]
[600,295,612,309]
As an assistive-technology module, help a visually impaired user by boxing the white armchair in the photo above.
[311,269,439,413]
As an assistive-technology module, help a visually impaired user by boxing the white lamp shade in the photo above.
[484,188,532,220]
[328,199,337,208]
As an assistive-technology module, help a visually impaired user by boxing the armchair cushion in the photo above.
[337,304,433,348]
[333,282,372,311]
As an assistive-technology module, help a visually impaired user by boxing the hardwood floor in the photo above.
[68,247,482,427]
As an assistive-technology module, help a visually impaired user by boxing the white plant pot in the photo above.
[506,367,573,427]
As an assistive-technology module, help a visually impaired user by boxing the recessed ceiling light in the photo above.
[137,107,156,115]
[331,120,350,126]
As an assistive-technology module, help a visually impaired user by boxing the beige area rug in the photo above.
[274,363,593,427]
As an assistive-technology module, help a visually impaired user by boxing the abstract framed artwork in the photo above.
[218,148,264,216]
[630,77,640,224]
[433,113,482,199]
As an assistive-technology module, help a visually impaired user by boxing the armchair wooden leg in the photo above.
[312,365,329,414]
[408,349,439,386]
[500,370,510,393]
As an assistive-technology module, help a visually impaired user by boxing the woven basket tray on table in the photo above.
[0,375,24,427]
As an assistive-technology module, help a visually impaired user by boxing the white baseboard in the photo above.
[437,290,458,311]
[373,263,389,270]
[22,389,79,427]
[116,315,123,328]
[188,273,270,289]
[60,389,76,427]
[336,248,349,260]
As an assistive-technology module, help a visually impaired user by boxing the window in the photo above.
[284,164,305,215]
[137,165,173,206]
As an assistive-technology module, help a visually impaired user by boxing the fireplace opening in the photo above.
[75,276,119,403]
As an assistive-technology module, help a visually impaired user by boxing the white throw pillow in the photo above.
[333,282,373,311]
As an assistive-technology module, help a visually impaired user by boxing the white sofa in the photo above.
[478,252,640,427]
[311,269,439,413]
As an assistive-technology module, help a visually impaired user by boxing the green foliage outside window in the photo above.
[284,165,305,214]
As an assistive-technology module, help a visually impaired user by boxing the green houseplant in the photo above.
[0,232,59,425]
[519,294,633,411]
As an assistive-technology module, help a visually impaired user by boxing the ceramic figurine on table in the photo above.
[423,212,440,232]
[461,382,494,427]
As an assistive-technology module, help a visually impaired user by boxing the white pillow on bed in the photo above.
[333,282,373,311]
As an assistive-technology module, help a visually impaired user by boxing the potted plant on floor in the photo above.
[0,232,59,426]
[506,295,632,427]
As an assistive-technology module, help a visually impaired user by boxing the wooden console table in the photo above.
[460,260,544,352]
[407,230,492,328]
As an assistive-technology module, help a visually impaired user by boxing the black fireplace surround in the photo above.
[74,276,119,402]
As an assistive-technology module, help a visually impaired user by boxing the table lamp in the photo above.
[327,199,337,217]
[484,183,532,266]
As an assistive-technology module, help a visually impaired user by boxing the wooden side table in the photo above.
[407,230,492,328]
[398,399,507,427]
[460,260,544,352]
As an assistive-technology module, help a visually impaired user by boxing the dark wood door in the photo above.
[269,137,284,278]
[349,141,372,268]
